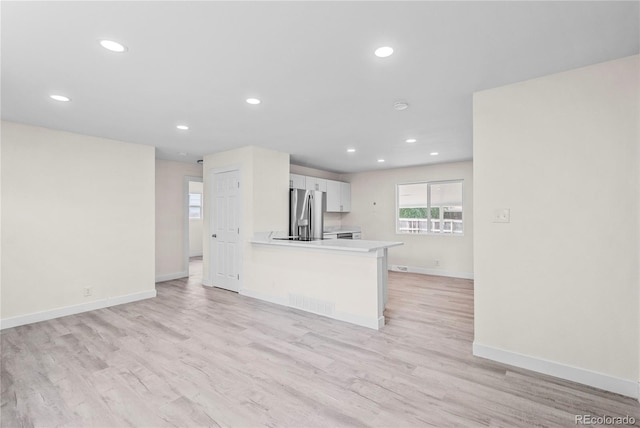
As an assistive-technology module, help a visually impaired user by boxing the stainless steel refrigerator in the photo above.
[289,189,326,240]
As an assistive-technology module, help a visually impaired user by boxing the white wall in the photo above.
[290,164,343,228]
[203,146,289,288]
[290,164,341,181]
[188,181,203,257]
[247,245,382,329]
[473,55,639,397]
[155,159,202,281]
[0,128,3,320]
[342,161,474,278]
[1,121,156,327]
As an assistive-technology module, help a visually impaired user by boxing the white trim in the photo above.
[473,342,638,399]
[240,288,287,305]
[183,175,203,283]
[155,271,188,283]
[240,288,381,330]
[0,290,157,330]
[389,264,474,280]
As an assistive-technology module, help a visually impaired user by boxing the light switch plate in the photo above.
[493,208,510,223]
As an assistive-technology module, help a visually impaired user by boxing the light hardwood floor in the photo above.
[2,258,639,427]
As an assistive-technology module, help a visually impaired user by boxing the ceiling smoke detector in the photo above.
[393,101,409,111]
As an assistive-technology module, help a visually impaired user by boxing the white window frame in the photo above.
[396,179,464,236]
[189,192,202,219]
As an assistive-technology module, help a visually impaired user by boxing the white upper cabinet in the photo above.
[290,173,305,189]
[291,172,350,212]
[326,179,351,212]
[305,177,327,192]
[326,179,341,212]
[340,181,351,212]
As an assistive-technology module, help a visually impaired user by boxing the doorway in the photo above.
[184,176,203,279]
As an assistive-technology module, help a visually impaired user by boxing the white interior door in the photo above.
[210,169,240,292]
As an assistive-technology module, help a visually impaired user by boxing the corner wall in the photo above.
[473,55,639,397]
[342,161,473,278]
[155,159,202,281]
[1,121,156,328]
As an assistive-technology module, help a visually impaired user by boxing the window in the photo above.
[189,193,202,219]
[397,180,463,235]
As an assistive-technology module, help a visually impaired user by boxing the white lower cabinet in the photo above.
[323,232,360,240]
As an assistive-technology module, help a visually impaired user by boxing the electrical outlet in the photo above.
[493,208,510,223]
[83,287,92,297]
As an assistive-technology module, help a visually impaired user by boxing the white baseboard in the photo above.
[240,288,286,303]
[0,289,157,330]
[473,342,638,399]
[240,288,381,330]
[389,264,474,280]
[155,271,188,283]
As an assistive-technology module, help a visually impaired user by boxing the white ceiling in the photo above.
[2,1,638,173]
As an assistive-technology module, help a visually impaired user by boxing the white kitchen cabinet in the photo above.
[326,180,341,212]
[290,173,305,189]
[340,182,351,212]
[326,180,351,212]
[305,177,327,192]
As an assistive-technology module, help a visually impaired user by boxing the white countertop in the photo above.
[251,236,403,253]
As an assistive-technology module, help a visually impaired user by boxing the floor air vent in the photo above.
[288,294,335,316]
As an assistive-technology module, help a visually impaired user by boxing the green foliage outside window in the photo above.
[399,207,427,218]
[398,207,441,219]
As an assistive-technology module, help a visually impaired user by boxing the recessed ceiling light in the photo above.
[430,152,439,156]
[176,125,189,130]
[377,159,385,163]
[405,138,417,143]
[374,46,393,58]
[393,101,409,111]
[347,148,356,153]
[49,94,71,102]
[178,152,188,156]
[100,40,127,53]
[246,98,261,105]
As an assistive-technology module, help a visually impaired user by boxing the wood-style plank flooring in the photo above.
[2,257,639,427]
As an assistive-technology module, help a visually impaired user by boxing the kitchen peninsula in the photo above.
[248,235,402,330]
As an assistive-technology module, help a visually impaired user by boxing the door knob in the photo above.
[212,234,217,238]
